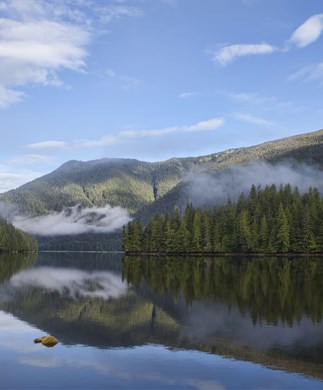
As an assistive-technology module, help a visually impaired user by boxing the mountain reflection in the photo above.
[0,253,322,380]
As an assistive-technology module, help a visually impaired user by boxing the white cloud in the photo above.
[290,14,323,48]
[211,13,323,67]
[27,140,68,149]
[0,8,89,106]
[77,117,225,147]
[13,204,131,235]
[213,43,276,65]
[234,113,274,126]
[0,0,143,108]
[187,118,224,131]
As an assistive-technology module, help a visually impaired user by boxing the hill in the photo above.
[0,129,323,241]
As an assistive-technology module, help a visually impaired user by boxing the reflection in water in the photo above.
[0,253,322,385]
[10,267,128,300]
[123,256,323,325]
[0,252,37,283]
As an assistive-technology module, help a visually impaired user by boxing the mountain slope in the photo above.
[1,129,323,220]
[0,158,194,215]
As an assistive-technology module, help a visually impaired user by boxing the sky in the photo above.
[0,0,322,192]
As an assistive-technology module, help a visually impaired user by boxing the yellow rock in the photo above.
[34,335,58,348]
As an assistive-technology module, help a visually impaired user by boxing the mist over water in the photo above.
[186,161,323,206]
[11,204,131,236]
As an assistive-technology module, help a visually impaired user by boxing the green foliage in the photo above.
[123,185,323,254]
[0,158,188,216]
[37,232,122,251]
[0,216,37,252]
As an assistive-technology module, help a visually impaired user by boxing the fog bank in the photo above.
[186,161,323,207]
[12,204,131,236]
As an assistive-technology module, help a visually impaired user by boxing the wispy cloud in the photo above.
[0,84,24,108]
[98,4,143,23]
[234,112,274,127]
[27,140,68,149]
[178,91,196,99]
[226,90,296,112]
[26,118,225,150]
[105,68,140,90]
[9,154,53,165]
[288,62,323,86]
[77,117,225,147]
[213,43,277,65]
[289,14,323,48]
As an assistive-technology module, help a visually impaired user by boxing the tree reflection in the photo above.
[123,256,323,325]
[0,252,37,283]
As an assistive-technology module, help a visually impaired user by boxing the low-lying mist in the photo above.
[12,204,131,236]
[185,161,323,207]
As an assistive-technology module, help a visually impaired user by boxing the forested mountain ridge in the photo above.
[0,158,193,215]
[1,128,323,219]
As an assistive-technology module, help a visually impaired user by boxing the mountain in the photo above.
[1,128,323,224]
[0,157,195,215]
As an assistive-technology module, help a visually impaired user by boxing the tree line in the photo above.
[0,216,37,252]
[123,184,323,253]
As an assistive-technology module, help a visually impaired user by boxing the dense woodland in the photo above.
[0,216,37,252]
[123,184,323,253]
[37,232,122,251]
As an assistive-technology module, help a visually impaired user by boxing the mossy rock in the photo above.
[34,335,58,348]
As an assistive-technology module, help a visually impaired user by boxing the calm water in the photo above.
[0,252,322,389]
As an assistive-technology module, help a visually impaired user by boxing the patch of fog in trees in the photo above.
[185,161,323,207]
[11,204,131,236]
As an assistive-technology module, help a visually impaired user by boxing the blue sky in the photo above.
[0,0,322,192]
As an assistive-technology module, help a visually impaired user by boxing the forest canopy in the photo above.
[123,184,323,254]
[0,216,37,252]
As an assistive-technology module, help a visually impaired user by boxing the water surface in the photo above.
[0,252,322,389]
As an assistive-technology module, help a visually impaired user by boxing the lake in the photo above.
[0,252,322,389]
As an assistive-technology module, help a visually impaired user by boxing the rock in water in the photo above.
[34,335,58,347]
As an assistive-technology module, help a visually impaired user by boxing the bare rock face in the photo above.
[34,335,58,348]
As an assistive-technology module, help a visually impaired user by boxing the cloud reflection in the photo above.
[9,267,128,300]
